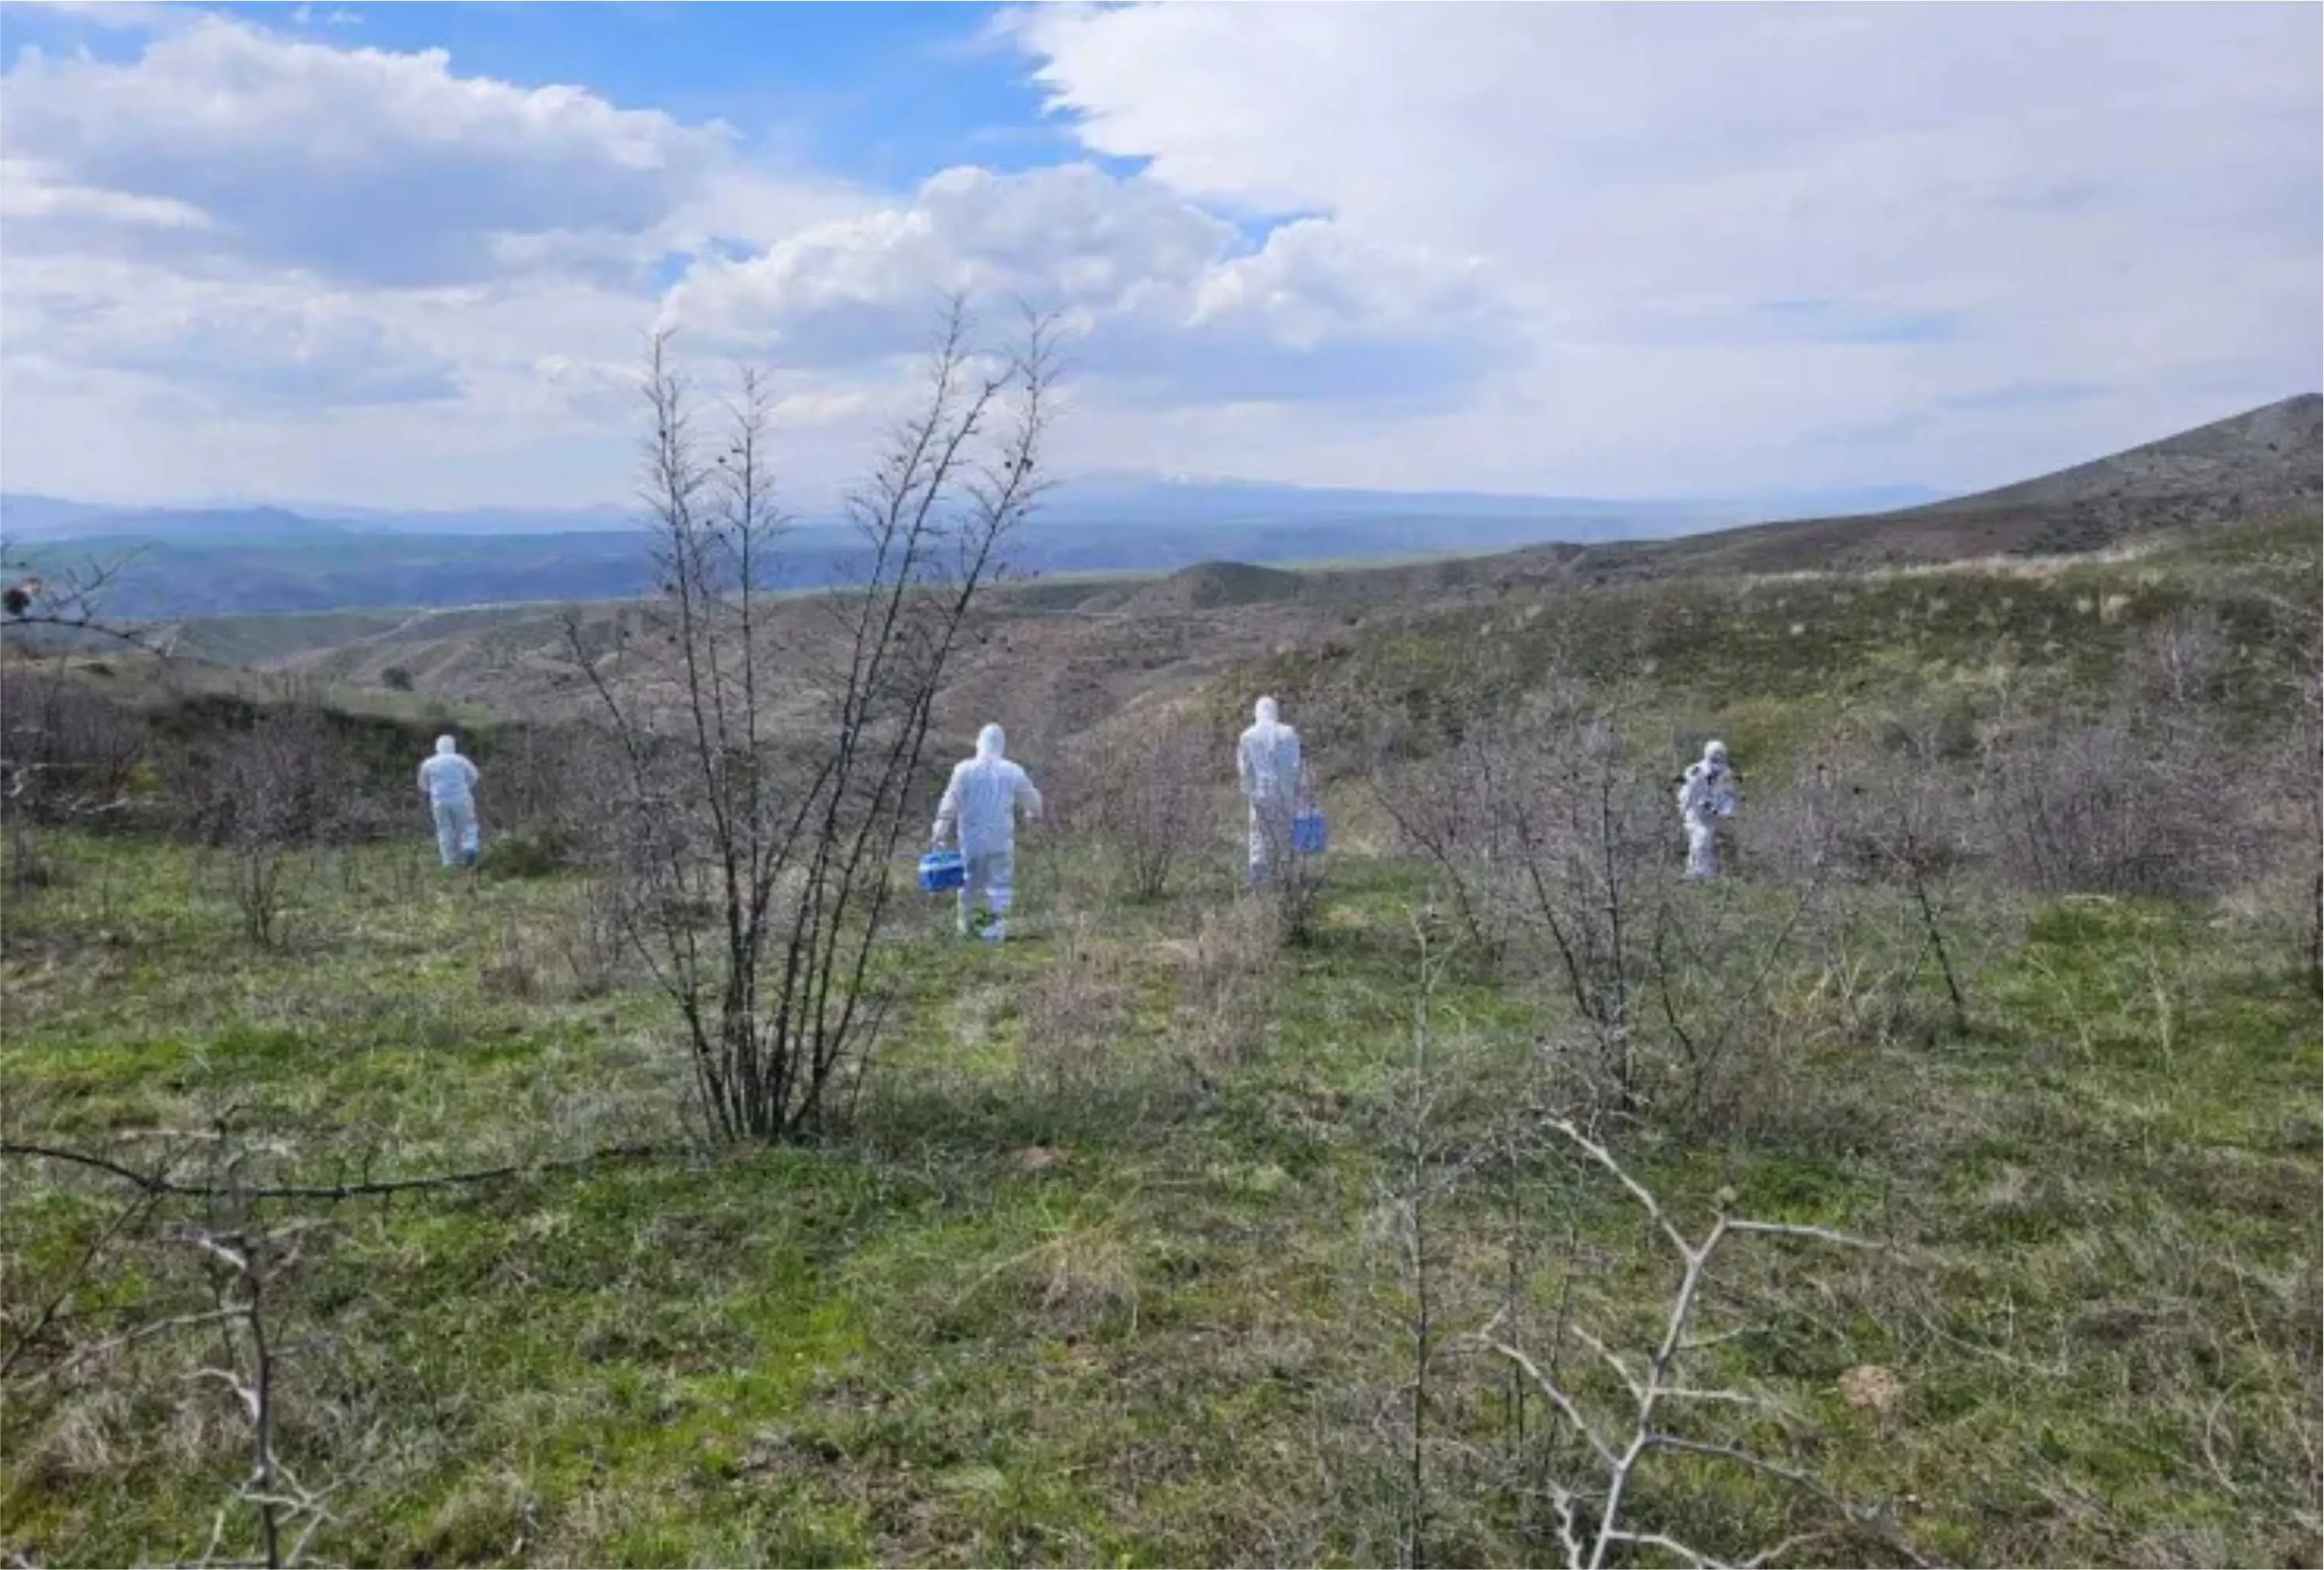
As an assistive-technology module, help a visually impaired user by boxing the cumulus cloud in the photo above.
[1,4,2313,506]
[662,162,1515,409]
[0,11,886,502]
[1014,2,2322,491]
[2,255,462,409]
[1,13,732,286]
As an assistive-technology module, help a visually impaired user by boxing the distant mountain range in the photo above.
[25,384,2317,624]
[0,478,1949,546]
[0,475,1954,620]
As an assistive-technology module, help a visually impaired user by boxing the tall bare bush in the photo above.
[1060,713,1216,903]
[172,691,347,948]
[1980,615,2280,903]
[1376,678,1672,1109]
[570,302,1057,1143]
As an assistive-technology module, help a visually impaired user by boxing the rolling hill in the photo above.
[35,389,2273,773]
[14,392,2313,762]
[1497,392,2322,585]
[1,472,1965,621]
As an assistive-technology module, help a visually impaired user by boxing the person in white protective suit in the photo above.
[932,723,1044,941]
[1237,695,1305,884]
[1676,739,1738,880]
[418,734,482,870]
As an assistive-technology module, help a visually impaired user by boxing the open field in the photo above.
[5,811,2317,1565]
[6,500,2320,1566]
[4,370,2319,1568]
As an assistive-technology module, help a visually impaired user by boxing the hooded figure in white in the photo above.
[933,723,1044,941]
[418,734,481,869]
[1676,739,1737,879]
[1237,695,1305,883]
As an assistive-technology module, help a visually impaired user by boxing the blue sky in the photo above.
[206,3,1123,188]
[0,2,2316,509]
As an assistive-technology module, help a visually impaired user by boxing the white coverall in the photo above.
[1237,696,1304,883]
[933,723,1044,941]
[418,735,481,869]
[1677,740,1737,880]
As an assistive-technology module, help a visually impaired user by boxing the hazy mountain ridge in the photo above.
[6,396,2311,622]
[0,485,1943,620]
[0,478,1949,545]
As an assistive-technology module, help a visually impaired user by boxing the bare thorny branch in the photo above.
[559,298,1059,1144]
[1453,1115,1900,1570]
[2,1124,356,1568]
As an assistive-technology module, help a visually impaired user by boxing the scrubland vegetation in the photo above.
[3,417,2317,1568]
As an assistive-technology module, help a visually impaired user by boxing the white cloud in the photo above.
[662,162,1514,409]
[0,155,213,231]
[0,13,735,286]
[0,11,884,505]
[0,4,2313,508]
[1014,2,2322,492]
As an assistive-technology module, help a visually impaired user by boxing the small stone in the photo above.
[1839,1364,1905,1416]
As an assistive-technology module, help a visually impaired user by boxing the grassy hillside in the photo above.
[1242,515,2319,779]
[2,499,2317,1566]
[5,826,2315,1564]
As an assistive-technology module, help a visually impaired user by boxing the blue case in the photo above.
[918,850,966,892]
[1292,808,1328,854]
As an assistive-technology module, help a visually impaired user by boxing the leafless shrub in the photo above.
[167,1209,335,1569]
[1250,793,1329,945]
[1819,725,1983,1036]
[1017,914,1135,1101]
[567,301,1057,1143]
[1376,918,1463,1568]
[555,876,633,999]
[485,719,618,848]
[1638,881,1823,1135]
[181,697,344,948]
[0,664,147,825]
[480,919,542,1003]
[1059,713,1217,903]
[1376,677,1674,1110]
[1980,718,2188,898]
[0,555,162,886]
[0,662,151,900]
[2,1126,341,1568]
[1457,1115,1889,1569]
[1170,895,1280,1077]
[1980,615,2283,904]
[2289,661,2323,988]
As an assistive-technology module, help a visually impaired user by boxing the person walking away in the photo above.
[1237,695,1304,884]
[1677,738,1737,879]
[418,734,482,870]
[932,723,1044,942]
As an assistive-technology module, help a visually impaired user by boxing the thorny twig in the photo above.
[2,1140,674,1202]
[1456,1116,1899,1569]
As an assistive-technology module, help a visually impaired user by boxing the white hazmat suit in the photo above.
[933,723,1044,941]
[1237,696,1305,883]
[1676,739,1737,879]
[418,735,481,869]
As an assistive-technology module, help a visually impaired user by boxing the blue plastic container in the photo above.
[1292,808,1329,855]
[918,850,966,892]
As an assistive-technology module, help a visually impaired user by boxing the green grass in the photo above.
[1252,514,2320,780]
[4,820,2316,1566]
